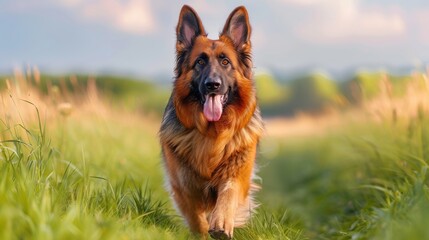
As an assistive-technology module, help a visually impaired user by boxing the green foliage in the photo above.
[341,71,414,104]
[254,72,288,105]
[28,74,170,116]
[255,72,293,117]
[0,76,7,90]
[0,102,184,240]
[259,112,429,239]
[287,73,341,114]
[0,97,304,239]
[2,70,429,239]
[234,208,304,240]
[388,74,414,96]
[2,70,424,117]
[354,71,385,100]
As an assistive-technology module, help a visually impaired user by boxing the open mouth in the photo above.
[202,89,229,122]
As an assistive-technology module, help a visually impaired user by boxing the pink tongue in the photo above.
[203,95,223,121]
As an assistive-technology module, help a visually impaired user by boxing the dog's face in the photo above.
[174,5,253,123]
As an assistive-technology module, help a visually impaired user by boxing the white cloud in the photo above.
[412,9,429,43]
[281,0,406,42]
[56,0,156,35]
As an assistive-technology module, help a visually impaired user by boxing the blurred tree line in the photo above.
[255,70,418,116]
[0,69,423,117]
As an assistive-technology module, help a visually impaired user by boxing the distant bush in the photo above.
[286,73,342,114]
[255,72,288,105]
[254,72,291,116]
[341,71,416,104]
[389,74,414,96]
[341,71,385,104]
[33,74,170,116]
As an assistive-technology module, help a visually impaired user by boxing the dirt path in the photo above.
[264,114,343,138]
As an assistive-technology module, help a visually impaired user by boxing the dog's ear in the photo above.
[222,6,252,78]
[221,6,251,51]
[176,5,206,49]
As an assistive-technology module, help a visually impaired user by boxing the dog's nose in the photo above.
[205,79,221,91]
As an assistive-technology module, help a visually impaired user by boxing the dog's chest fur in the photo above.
[160,105,263,181]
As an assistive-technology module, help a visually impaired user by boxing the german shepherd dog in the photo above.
[159,5,264,239]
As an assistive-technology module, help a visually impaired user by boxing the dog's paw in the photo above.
[208,214,233,239]
[208,229,231,240]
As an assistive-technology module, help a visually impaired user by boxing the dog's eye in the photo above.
[221,59,230,66]
[197,59,205,66]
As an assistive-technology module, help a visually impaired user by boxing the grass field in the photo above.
[1,71,429,239]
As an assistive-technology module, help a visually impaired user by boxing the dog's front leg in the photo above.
[208,180,240,239]
[171,185,209,236]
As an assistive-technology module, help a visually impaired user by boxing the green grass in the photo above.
[0,98,304,239]
[259,114,429,239]
[0,101,185,239]
[1,75,429,239]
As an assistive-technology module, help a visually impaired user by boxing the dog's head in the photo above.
[173,5,254,125]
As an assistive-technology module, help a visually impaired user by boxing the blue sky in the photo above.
[1,0,428,78]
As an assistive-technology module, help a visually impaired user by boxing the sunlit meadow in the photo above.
[1,67,429,239]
